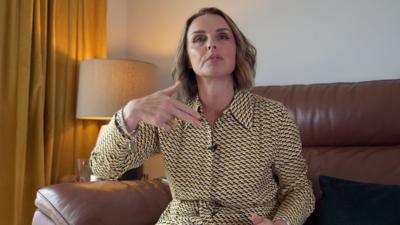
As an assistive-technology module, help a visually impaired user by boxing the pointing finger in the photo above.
[171,98,201,119]
[170,107,201,128]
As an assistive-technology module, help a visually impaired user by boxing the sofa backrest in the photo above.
[252,79,400,146]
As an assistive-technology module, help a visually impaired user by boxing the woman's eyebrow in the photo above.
[190,30,206,36]
[190,27,231,36]
[216,28,230,33]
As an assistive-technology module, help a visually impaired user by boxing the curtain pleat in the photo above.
[0,0,107,224]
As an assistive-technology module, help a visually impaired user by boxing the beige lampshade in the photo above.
[76,59,157,120]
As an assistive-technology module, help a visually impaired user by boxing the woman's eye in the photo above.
[193,36,206,43]
[218,33,230,40]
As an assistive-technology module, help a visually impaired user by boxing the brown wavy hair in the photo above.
[171,7,257,100]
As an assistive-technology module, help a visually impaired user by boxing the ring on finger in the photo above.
[166,116,176,126]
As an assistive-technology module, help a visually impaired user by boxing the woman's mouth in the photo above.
[206,54,224,62]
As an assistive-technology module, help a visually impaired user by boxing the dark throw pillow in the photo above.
[319,175,400,225]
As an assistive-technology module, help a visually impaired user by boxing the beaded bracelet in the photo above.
[120,107,138,136]
[114,108,137,140]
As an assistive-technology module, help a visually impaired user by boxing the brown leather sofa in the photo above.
[33,79,400,225]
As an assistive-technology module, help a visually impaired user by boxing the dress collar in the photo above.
[187,90,254,130]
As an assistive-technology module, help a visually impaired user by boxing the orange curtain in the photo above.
[0,0,107,224]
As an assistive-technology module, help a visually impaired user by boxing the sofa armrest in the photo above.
[33,179,172,225]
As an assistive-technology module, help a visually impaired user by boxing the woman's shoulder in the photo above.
[247,91,286,111]
[245,91,290,128]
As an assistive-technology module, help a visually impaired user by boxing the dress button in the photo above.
[211,199,221,207]
[208,143,218,152]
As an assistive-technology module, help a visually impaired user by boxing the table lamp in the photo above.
[76,58,158,180]
[77,58,157,120]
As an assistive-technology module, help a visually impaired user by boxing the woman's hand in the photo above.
[123,81,201,131]
[251,213,274,225]
[250,213,288,225]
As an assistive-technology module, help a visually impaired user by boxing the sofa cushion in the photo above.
[34,179,172,225]
[302,145,400,201]
[319,175,400,225]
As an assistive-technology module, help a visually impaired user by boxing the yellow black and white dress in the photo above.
[90,90,315,225]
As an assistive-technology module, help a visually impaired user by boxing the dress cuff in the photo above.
[114,108,138,140]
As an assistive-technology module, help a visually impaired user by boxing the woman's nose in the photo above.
[207,45,216,50]
[207,38,217,50]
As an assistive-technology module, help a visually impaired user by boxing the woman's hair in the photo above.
[171,7,257,100]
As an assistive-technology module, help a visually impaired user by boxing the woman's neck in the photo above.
[196,75,234,115]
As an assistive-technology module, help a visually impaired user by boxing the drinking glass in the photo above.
[76,158,92,182]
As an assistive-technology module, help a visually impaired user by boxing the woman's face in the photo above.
[186,14,236,79]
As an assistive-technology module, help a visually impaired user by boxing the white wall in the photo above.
[107,0,129,59]
[108,0,400,86]
[107,0,400,178]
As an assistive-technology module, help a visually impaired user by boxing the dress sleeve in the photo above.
[89,109,160,180]
[272,104,315,225]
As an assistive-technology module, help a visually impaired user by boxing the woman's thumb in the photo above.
[159,81,181,96]
[250,213,264,224]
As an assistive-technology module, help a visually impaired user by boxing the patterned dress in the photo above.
[90,90,315,225]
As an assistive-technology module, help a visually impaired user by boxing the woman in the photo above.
[90,7,315,225]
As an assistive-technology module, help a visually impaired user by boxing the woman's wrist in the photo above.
[122,100,141,133]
